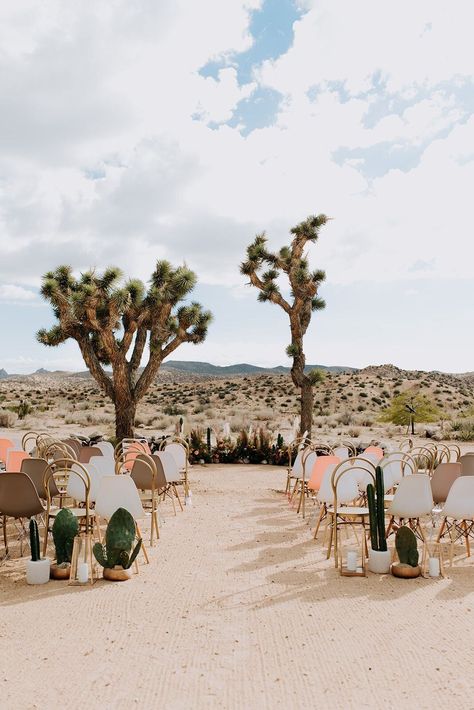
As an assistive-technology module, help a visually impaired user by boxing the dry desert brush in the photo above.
[241,215,328,437]
[37,263,212,439]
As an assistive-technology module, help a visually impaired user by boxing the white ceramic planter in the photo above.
[26,558,51,585]
[368,549,391,574]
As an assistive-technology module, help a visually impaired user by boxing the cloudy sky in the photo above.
[0,0,472,374]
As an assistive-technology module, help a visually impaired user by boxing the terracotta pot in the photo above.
[50,564,71,580]
[391,563,421,579]
[103,566,132,582]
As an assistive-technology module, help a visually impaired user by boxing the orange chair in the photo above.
[0,438,14,465]
[6,450,30,472]
[362,446,384,461]
[307,455,341,493]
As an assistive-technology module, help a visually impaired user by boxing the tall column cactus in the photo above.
[366,466,387,552]
[29,519,41,561]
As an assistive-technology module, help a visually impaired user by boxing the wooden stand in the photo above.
[69,534,98,585]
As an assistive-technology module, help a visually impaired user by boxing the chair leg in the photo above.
[436,517,446,543]
[136,523,149,564]
[42,515,50,557]
[464,521,470,557]
[313,505,326,540]
[326,517,334,559]
[2,515,8,554]
[386,516,394,539]
[173,484,184,512]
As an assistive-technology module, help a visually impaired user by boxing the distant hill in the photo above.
[161,360,357,376]
[0,368,8,379]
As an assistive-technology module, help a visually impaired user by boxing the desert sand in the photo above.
[1,464,474,709]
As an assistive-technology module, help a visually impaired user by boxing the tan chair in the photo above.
[0,472,45,555]
[130,454,163,545]
[20,457,59,500]
[431,463,461,506]
[460,455,474,477]
[62,438,83,459]
[152,453,184,514]
[78,446,103,464]
[42,459,94,556]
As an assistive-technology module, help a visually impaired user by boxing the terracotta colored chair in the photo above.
[307,455,341,493]
[0,438,14,465]
[6,450,30,472]
[362,446,384,461]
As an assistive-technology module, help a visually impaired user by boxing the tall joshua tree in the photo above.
[241,215,329,438]
[37,263,212,440]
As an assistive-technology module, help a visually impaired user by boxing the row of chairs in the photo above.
[0,432,192,569]
[285,438,474,566]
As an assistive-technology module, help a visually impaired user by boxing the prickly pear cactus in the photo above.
[395,526,419,567]
[93,508,142,570]
[52,509,78,564]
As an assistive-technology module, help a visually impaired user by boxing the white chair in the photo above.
[437,477,474,561]
[88,455,115,476]
[153,452,184,513]
[94,475,150,563]
[387,474,433,542]
[95,441,115,458]
[329,460,372,565]
[67,462,109,504]
[333,446,349,460]
[314,460,362,542]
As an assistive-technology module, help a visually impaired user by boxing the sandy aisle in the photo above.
[1,464,474,709]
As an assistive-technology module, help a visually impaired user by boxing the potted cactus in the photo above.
[93,508,142,581]
[50,509,79,579]
[392,526,421,578]
[367,466,391,573]
[26,519,50,585]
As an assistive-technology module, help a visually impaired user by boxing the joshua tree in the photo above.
[241,215,329,438]
[38,263,212,440]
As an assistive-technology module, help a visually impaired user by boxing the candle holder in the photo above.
[338,543,366,577]
[421,540,445,579]
[69,534,98,586]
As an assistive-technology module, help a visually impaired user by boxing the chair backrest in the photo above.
[154,451,180,483]
[389,474,433,518]
[301,449,317,478]
[62,438,83,459]
[78,446,103,464]
[0,438,14,463]
[6,450,30,472]
[291,449,304,477]
[308,455,341,492]
[380,453,416,490]
[431,462,461,504]
[316,463,339,504]
[161,441,187,470]
[353,456,377,493]
[95,475,145,520]
[443,476,474,519]
[95,441,115,458]
[44,459,91,527]
[333,447,349,460]
[130,453,161,491]
[331,458,369,504]
[20,457,58,499]
[0,472,44,518]
[362,447,383,462]
[460,455,474,477]
[88,455,114,476]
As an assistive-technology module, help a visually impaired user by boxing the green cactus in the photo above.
[29,519,40,561]
[277,433,284,449]
[366,466,387,552]
[207,427,211,453]
[93,508,142,570]
[52,509,79,565]
[395,526,419,567]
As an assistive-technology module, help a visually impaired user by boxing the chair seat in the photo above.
[330,506,369,516]
[384,494,395,503]
[49,507,95,518]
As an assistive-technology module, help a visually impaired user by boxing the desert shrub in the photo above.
[0,410,15,427]
[163,404,187,416]
[336,412,352,425]
[348,427,361,437]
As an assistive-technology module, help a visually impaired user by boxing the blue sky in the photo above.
[0,0,472,373]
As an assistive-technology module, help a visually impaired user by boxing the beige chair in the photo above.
[78,446,103,464]
[460,455,474,477]
[152,452,184,514]
[20,457,59,500]
[431,463,461,506]
[0,472,45,555]
[130,454,162,545]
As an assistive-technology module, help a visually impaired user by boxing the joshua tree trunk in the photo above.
[114,396,136,440]
[290,333,313,439]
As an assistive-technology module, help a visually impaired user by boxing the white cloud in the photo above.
[0,284,37,301]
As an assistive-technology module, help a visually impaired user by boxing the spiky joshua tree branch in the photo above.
[37,262,212,439]
[241,214,329,438]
